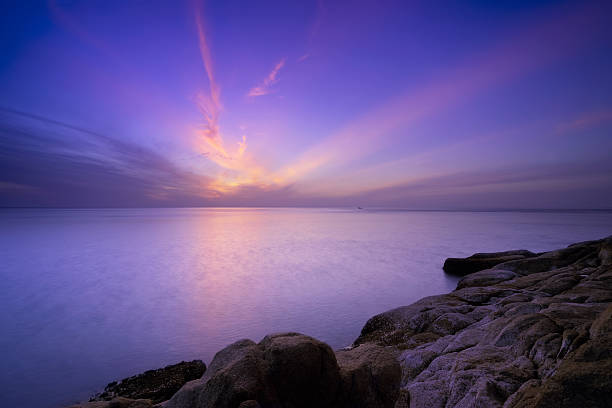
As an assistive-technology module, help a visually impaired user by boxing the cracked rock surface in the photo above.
[358,236,612,408]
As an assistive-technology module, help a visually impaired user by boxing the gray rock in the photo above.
[457,269,517,289]
[336,343,400,408]
[443,250,537,276]
[163,333,402,408]
[166,333,336,408]
[357,235,612,407]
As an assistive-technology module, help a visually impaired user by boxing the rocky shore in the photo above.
[88,361,206,404]
[69,236,612,408]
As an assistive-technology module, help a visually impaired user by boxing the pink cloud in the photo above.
[278,0,611,188]
[247,58,287,97]
[555,109,612,134]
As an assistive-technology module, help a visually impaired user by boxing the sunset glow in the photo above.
[1,0,611,208]
[1,3,612,407]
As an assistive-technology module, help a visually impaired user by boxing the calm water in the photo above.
[1,208,611,407]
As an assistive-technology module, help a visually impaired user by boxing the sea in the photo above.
[1,208,611,407]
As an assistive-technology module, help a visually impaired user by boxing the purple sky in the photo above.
[1,0,611,208]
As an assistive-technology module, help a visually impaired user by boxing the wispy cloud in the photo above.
[0,108,215,207]
[194,6,225,166]
[247,58,287,97]
[192,9,295,194]
[186,0,611,202]
[349,160,612,209]
[272,0,611,189]
[555,108,612,134]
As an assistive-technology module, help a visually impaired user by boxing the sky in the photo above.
[1,0,611,209]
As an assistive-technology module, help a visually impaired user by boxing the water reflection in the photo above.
[1,208,611,407]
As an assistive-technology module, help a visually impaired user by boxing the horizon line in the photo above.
[1,206,612,213]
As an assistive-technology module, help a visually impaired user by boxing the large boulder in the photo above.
[164,333,400,408]
[164,333,341,408]
[260,333,342,406]
[164,339,271,408]
[90,360,206,404]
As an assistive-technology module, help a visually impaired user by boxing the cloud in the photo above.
[0,108,214,207]
[555,109,612,135]
[194,6,225,166]
[11,1,608,209]
[192,7,270,191]
[2,107,610,209]
[191,11,295,192]
[362,161,612,209]
[284,159,612,209]
[192,0,611,200]
[247,58,287,97]
[273,0,612,187]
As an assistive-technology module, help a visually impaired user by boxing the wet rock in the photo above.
[91,361,206,404]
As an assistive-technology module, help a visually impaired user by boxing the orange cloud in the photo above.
[193,7,266,191]
[192,11,298,193]
[192,0,608,201]
[247,58,287,97]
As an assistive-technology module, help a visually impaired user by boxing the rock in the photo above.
[91,360,206,404]
[336,343,401,407]
[67,397,153,408]
[164,333,341,408]
[506,303,612,408]
[456,269,517,289]
[589,303,612,338]
[260,332,341,406]
[237,401,261,408]
[357,236,612,407]
[164,333,402,408]
[430,312,475,335]
[443,250,537,276]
